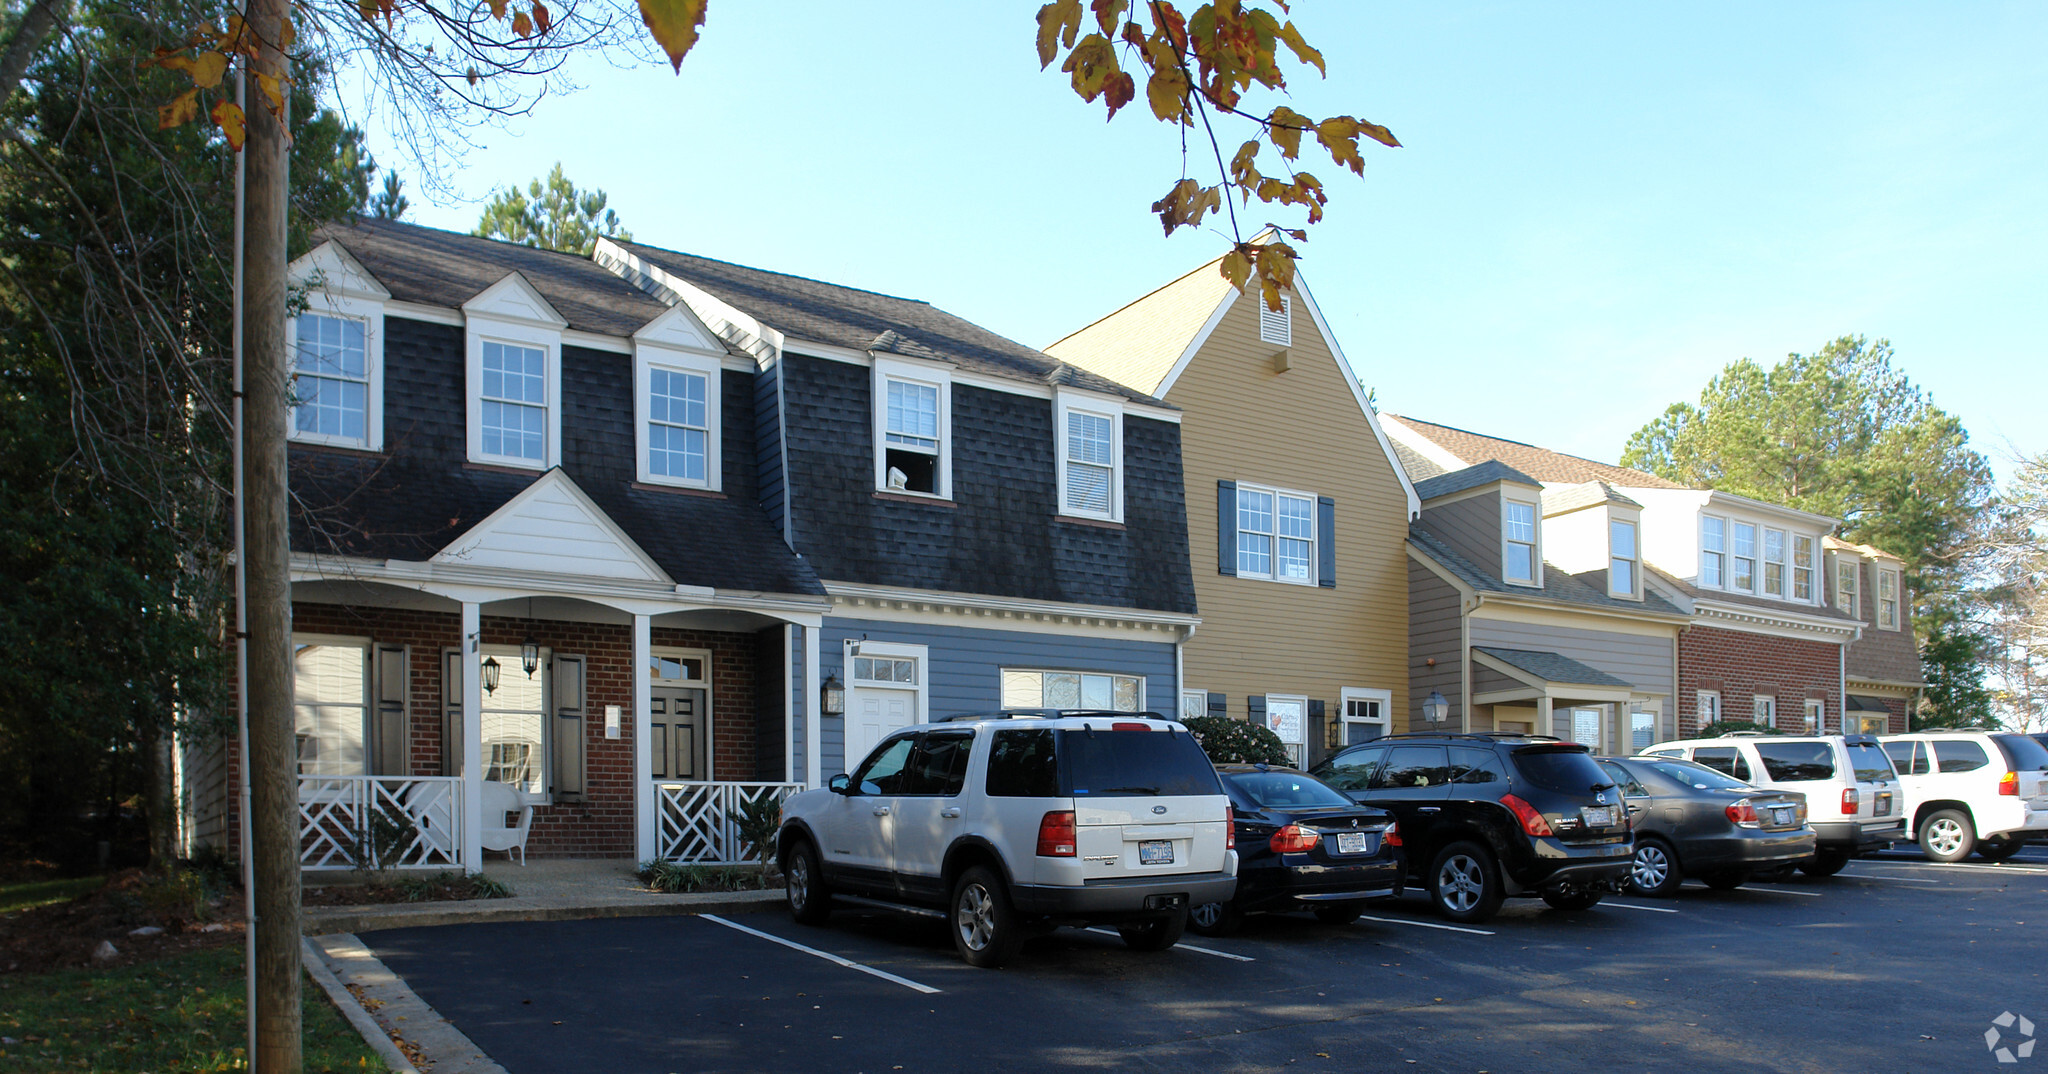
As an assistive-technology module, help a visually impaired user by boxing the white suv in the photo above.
[1641,733,1906,875]
[1880,730,2048,862]
[776,711,1238,967]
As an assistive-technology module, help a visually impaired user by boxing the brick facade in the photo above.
[1677,625,1843,737]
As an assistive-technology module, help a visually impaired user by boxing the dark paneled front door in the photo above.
[650,688,708,781]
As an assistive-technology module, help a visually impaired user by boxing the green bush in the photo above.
[1182,715,1291,765]
[636,860,777,893]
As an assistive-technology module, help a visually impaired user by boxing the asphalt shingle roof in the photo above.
[1473,647,1634,688]
[1412,460,1544,501]
[1389,415,1686,489]
[1543,481,1643,515]
[1409,527,1688,619]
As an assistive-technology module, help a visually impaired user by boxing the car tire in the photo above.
[1428,841,1505,924]
[1977,836,2025,862]
[1627,838,1684,898]
[951,866,1024,968]
[782,838,833,925]
[1540,888,1604,911]
[1918,809,1976,863]
[1188,900,1244,937]
[1312,903,1366,926]
[1801,848,1851,876]
[1701,870,1747,891]
[1117,909,1188,952]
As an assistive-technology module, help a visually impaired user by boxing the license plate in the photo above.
[1139,840,1174,865]
[1875,793,1893,817]
[1582,807,1613,827]
[1336,831,1368,855]
[1771,807,1794,826]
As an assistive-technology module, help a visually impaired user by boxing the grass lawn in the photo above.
[0,943,388,1072]
[0,876,106,915]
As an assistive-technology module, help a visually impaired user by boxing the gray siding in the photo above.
[755,355,788,540]
[178,731,231,855]
[788,624,808,782]
[816,617,1180,775]
[1418,492,1503,585]
[1409,559,1465,726]
[1470,618,1675,698]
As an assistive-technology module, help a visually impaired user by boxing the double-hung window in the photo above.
[1878,569,1901,630]
[1792,535,1815,601]
[1001,669,1143,711]
[1803,699,1824,734]
[1700,516,1726,587]
[1731,522,1757,592]
[291,313,370,446]
[479,340,548,463]
[1753,695,1777,728]
[1762,528,1787,598]
[873,359,950,497]
[463,273,566,470]
[1609,518,1639,598]
[1503,499,1538,584]
[480,644,548,796]
[1836,560,1859,615]
[635,348,723,490]
[1237,484,1315,583]
[1697,690,1722,726]
[1057,395,1122,521]
[294,636,369,776]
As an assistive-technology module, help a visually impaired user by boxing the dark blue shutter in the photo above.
[1317,495,1337,588]
[1207,692,1227,715]
[1248,695,1266,720]
[1218,481,1237,576]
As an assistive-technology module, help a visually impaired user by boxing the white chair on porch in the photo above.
[480,780,533,865]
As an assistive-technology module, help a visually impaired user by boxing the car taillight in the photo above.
[1796,800,1809,823]
[1500,793,1554,837]
[2000,771,2020,796]
[1267,824,1320,854]
[1382,821,1402,847]
[1036,810,1076,857]
[1226,805,1236,851]
[1112,722,1152,731]
[1841,788,1859,816]
[1725,798,1759,828]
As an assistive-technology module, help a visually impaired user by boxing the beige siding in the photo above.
[1174,290,1411,740]
[1046,263,1235,395]
[1409,558,1464,726]
[1418,493,1503,582]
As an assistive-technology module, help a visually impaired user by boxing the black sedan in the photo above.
[1596,756,1815,895]
[1190,764,1404,936]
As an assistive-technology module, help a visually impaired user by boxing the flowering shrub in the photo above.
[1182,715,1291,765]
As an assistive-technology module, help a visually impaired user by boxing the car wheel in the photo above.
[1312,903,1366,926]
[1919,809,1975,863]
[782,839,832,925]
[1801,848,1851,877]
[1117,909,1188,952]
[1701,870,1748,890]
[1188,900,1244,937]
[1627,838,1684,898]
[1978,836,2025,862]
[1540,888,1604,911]
[1428,841,1504,924]
[951,866,1024,968]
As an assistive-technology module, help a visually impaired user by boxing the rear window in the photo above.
[986,729,1058,797]
[1847,742,1896,783]
[1226,770,1353,810]
[1933,740,1990,774]
[1754,741,1836,782]
[1059,728,1222,798]
[1994,734,2048,773]
[1511,747,1613,795]
[1642,759,1752,791]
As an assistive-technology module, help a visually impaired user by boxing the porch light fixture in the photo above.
[482,655,502,695]
[1423,690,1449,724]
[521,598,540,678]
[821,673,845,717]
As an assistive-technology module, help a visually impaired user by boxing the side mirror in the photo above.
[827,773,852,794]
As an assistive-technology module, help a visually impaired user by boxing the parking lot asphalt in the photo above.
[363,845,2048,1074]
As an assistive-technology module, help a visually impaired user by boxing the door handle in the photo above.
[940,807,962,819]
[872,807,891,817]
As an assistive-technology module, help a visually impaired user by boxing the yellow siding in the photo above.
[1045,262,1235,395]
[1172,291,1413,738]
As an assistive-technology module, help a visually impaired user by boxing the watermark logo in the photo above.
[1988,1011,2037,1064]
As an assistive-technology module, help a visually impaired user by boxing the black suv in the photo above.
[1309,733,1633,922]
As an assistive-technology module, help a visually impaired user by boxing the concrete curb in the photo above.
[301,936,420,1074]
[308,933,509,1074]
[303,888,786,935]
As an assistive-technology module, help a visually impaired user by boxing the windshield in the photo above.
[1060,728,1222,798]
[1994,734,2048,773]
[1754,741,1836,782]
[1846,742,1896,783]
[1226,770,1354,810]
[1642,759,1752,791]
[1511,747,1613,795]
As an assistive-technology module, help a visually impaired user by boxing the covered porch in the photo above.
[1465,646,1672,754]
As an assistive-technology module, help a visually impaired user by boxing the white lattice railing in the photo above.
[655,781,805,864]
[299,775,465,871]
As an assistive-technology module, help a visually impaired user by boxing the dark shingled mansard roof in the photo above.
[1408,528,1688,619]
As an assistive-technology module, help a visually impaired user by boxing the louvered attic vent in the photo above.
[1259,295,1292,346]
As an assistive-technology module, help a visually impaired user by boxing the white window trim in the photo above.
[1836,558,1859,615]
[1258,293,1293,346]
[1700,514,1727,589]
[1340,686,1391,744]
[1729,520,1758,594]
[845,639,929,728]
[1235,480,1321,586]
[871,356,953,499]
[1608,513,1642,600]
[649,645,713,779]
[479,641,552,805]
[1179,688,1208,722]
[1001,667,1148,712]
[288,295,385,452]
[1697,690,1722,726]
[634,345,723,490]
[1792,534,1817,603]
[466,319,562,470]
[1055,390,1124,523]
[292,632,372,777]
[1752,695,1776,728]
[1803,698,1825,734]
[1264,692,1310,766]
[1761,527,1788,598]
[1878,568,1902,630]
[1502,489,1543,588]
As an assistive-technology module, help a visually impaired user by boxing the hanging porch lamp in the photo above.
[521,597,540,677]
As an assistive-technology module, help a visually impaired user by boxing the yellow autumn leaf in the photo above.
[254,71,287,115]
[1035,0,1082,68]
[1275,20,1324,76]
[1145,65,1188,123]
[212,99,246,151]
[636,0,707,72]
[157,88,201,130]
[1267,105,1307,159]
[1218,247,1252,291]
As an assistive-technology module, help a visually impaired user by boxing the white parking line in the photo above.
[701,915,942,994]
[1835,872,1940,884]
[1354,914,1496,936]
[1603,901,1679,913]
[1082,928,1255,962]
[1862,860,2048,876]
[1739,886,1824,898]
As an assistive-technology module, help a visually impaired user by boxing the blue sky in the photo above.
[354,2,2045,483]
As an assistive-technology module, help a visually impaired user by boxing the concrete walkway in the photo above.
[299,860,783,1071]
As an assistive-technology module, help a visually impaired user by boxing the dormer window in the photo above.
[1700,516,1726,587]
[1056,393,1123,522]
[1731,522,1757,592]
[290,312,371,447]
[1609,517,1639,599]
[1503,497,1538,585]
[872,358,951,498]
[479,340,548,463]
[463,272,565,471]
[1792,535,1815,601]
[1836,559,1859,614]
[1878,568,1901,630]
[632,305,726,491]
[1762,528,1787,598]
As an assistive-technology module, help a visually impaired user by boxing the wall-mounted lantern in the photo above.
[1423,690,1449,724]
[821,673,845,717]
[482,655,502,696]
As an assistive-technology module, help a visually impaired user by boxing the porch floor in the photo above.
[302,858,784,936]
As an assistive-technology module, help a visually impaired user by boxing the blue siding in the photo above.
[788,624,807,782]
[755,355,788,541]
[815,617,1179,774]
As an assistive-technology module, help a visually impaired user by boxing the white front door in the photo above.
[849,687,916,771]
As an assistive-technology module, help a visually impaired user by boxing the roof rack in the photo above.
[1370,731,1563,743]
[936,709,1174,724]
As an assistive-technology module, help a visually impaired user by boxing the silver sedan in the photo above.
[1597,756,1817,895]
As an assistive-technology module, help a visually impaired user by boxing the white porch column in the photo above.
[461,601,484,874]
[633,613,655,861]
[1536,695,1554,741]
[804,623,822,788]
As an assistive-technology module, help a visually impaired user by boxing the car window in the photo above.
[901,731,974,796]
[985,728,1058,797]
[1846,742,1896,783]
[1450,747,1508,786]
[1642,759,1752,791]
[1226,770,1354,809]
[1993,734,2048,773]
[1511,747,1613,794]
[1058,728,1222,798]
[1933,740,1991,774]
[1319,746,1386,791]
[1599,761,1650,798]
[1753,741,1836,782]
[1644,748,1685,758]
[1692,747,1752,782]
[1374,746,1452,789]
[1883,740,1928,776]
[855,736,917,795]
